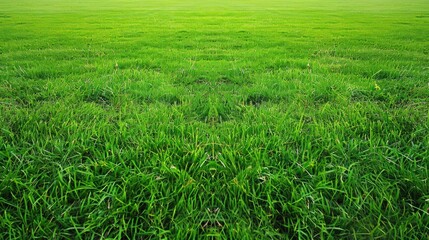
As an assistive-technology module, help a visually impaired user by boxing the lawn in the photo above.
[0,0,428,239]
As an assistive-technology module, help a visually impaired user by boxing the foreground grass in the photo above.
[1,0,428,238]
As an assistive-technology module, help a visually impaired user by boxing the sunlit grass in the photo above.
[0,0,428,239]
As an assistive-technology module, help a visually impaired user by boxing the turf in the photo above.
[0,0,428,239]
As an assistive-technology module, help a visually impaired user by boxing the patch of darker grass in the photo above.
[216,77,236,85]
[191,77,242,86]
[193,78,210,85]
[350,89,390,103]
[363,69,402,80]
[312,49,337,58]
[245,93,271,107]
[118,61,161,72]
[158,94,182,105]
[311,85,343,105]
[83,87,114,106]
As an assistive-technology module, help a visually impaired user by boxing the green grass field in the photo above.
[1,0,428,239]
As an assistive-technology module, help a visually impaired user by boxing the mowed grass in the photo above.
[1,0,428,238]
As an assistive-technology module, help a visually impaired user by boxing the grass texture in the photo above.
[0,0,428,239]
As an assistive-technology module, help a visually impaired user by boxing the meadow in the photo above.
[0,0,428,238]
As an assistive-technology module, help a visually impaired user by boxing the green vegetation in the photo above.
[1,0,428,238]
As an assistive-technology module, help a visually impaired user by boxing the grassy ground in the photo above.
[1,0,428,239]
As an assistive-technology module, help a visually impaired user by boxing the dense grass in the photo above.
[1,0,428,238]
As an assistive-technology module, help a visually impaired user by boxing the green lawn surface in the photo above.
[0,0,428,239]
